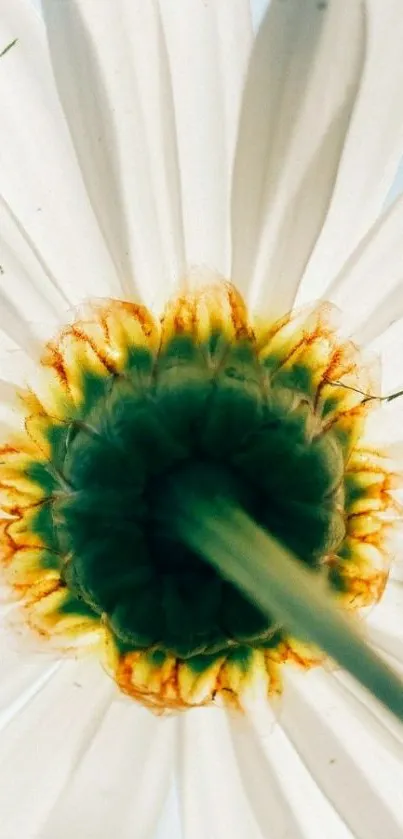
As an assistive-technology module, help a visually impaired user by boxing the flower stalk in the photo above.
[178,491,403,722]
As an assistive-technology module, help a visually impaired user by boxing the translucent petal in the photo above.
[159,0,252,277]
[0,0,120,304]
[242,701,353,839]
[231,0,364,316]
[43,0,184,306]
[367,579,403,639]
[277,668,403,838]
[39,701,175,839]
[0,195,70,352]
[366,317,403,396]
[0,659,114,838]
[331,670,403,763]
[320,196,403,339]
[301,0,403,302]
[0,632,59,731]
[177,709,262,839]
[43,0,251,304]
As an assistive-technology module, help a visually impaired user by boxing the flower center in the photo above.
[0,283,394,710]
[54,334,345,660]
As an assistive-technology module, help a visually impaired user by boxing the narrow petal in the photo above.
[301,0,403,300]
[278,669,403,838]
[0,660,114,838]
[0,195,71,353]
[319,195,403,339]
[229,715,312,839]
[159,0,252,277]
[39,703,175,839]
[367,580,403,639]
[154,784,182,839]
[0,0,121,303]
[231,0,364,316]
[331,671,403,762]
[241,703,353,839]
[369,627,403,671]
[177,709,262,839]
[0,636,59,730]
[42,0,190,306]
[365,398,403,447]
[366,317,403,395]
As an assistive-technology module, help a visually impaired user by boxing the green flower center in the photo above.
[52,333,346,659]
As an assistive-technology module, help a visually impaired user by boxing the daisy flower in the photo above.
[1,0,403,837]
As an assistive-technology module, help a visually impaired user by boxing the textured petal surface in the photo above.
[301,0,403,302]
[42,0,183,306]
[0,196,70,352]
[0,660,114,839]
[316,194,403,347]
[39,701,175,839]
[0,626,59,731]
[158,0,252,278]
[277,668,403,839]
[43,0,252,305]
[177,662,403,839]
[177,709,263,839]
[371,320,403,394]
[239,702,353,839]
[0,0,120,307]
[367,580,403,641]
[231,0,365,316]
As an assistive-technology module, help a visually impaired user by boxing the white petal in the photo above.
[0,659,114,838]
[368,626,403,671]
[366,318,403,393]
[243,700,353,839]
[364,397,403,447]
[0,0,121,303]
[231,0,364,316]
[331,671,403,762]
[277,668,403,838]
[300,0,403,303]
[355,282,403,347]
[159,0,252,277]
[177,708,262,839]
[0,195,71,353]
[318,195,403,339]
[42,0,188,307]
[367,579,403,638]
[39,701,175,839]
[154,782,182,839]
[0,639,59,731]
[229,714,323,839]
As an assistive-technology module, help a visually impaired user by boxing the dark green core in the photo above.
[35,333,347,660]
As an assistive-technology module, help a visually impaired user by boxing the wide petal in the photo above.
[0,0,121,305]
[231,0,364,316]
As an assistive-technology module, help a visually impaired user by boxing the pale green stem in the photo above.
[177,494,403,722]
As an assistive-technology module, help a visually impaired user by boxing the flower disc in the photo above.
[0,284,396,710]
